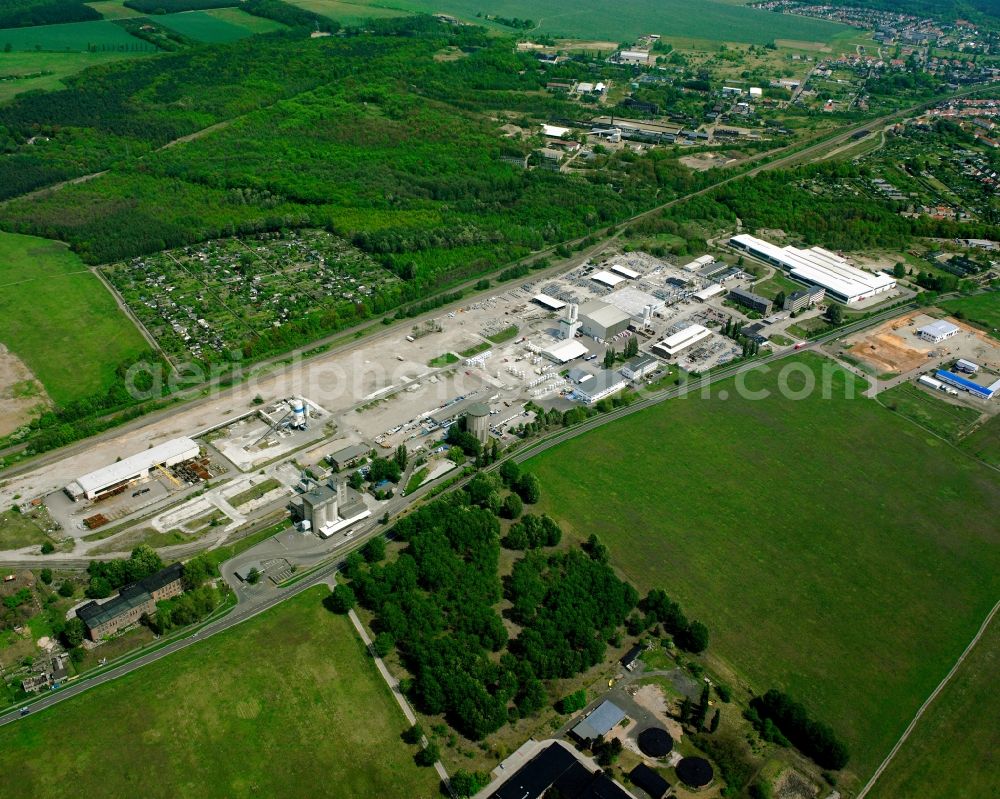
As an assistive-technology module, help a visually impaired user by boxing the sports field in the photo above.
[939,292,1000,339]
[157,8,286,42]
[289,0,849,44]
[526,355,1000,786]
[0,588,440,798]
[0,231,149,406]
[0,50,147,103]
[867,612,1000,799]
[0,18,152,51]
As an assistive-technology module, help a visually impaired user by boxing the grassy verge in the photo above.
[428,352,459,367]
[228,477,282,508]
[486,324,519,344]
[0,587,440,798]
[526,354,1000,786]
[202,518,291,571]
[458,341,490,358]
[405,467,429,494]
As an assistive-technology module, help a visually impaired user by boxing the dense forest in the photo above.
[0,0,99,29]
[0,18,719,294]
[332,468,707,742]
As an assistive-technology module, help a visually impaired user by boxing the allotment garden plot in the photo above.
[101,230,400,365]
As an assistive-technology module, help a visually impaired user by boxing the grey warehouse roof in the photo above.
[572,700,627,740]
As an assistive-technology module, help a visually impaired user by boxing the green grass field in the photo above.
[86,0,145,19]
[959,414,1000,468]
[939,292,1000,339]
[0,587,440,798]
[288,0,849,44]
[0,50,148,104]
[0,231,149,405]
[0,19,152,52]
[526,355,1000,786]
[877,381,982,442]
[867,613,1000,799]
[157,8,286,42]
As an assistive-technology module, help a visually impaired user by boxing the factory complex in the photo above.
[729,234,897,305]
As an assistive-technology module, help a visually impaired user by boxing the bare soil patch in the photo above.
[0,344,49,436]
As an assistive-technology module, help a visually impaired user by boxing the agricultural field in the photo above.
[288,0,851,44]
[526,355,1000,787]
[959,413,1000,468]
[0,587,441,798]
[287,0,406,25]
[85,0,144,19]
[939,292,1000,339]
[867,613,1000,799]
[0,50,148,104]
[157,7,286,42]
[101,230,401,365]
[0,231,150,406]
[0,18,153,51]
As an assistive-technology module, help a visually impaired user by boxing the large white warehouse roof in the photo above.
[730,234,895,304]
[591,270,625,288]
[543,339,589,364]
[67,437,199,499]
[652,324,712,357]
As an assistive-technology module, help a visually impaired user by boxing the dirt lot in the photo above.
[0,345,49,436]
[845,312,1000,375]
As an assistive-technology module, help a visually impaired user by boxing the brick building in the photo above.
[76,563,184,641]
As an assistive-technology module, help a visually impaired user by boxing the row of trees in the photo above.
[749,689,850,770]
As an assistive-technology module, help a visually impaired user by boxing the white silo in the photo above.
[290,398,307,429]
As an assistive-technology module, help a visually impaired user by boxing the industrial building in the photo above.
[591,270,626,288]
[730,234,896,305]
[682,254,715,272]
[573,370,629,404]
[328,442,370,471]
[578,299,631,340]
[290,478,370,538]
[543,338,589,364]
[609,263,640,280]
[936,370,1000,400]
[464,402,491,443]
[918,374,945,391]
[652,325,712,359]
[76,563,184,640]
[783,285,826,313]
[572,700,628,741]
[956,359,979,374]
[693,283,724,301]
[533,293,566,311]
[917,320,960,343]
[64,437,200,502]
[728,286,773,315]
[604,287,663,323]
[488,741,635,799]
[620,354,659,381]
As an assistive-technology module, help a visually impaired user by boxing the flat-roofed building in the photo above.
[591,270,626,288]
[542,338,589,364]
[652,325,712,359]
[574,370,628,404]
[578,299,631,339]
[64,438,199,502]
[730,234,896,305]
[728,286,773,315]
[533,293,566,311]
[783,285,826,312]
[917,319,960,343]
[620,354,659,381]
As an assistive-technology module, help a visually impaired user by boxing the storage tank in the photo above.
[465,402,491,444]
[290,398,307,429]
